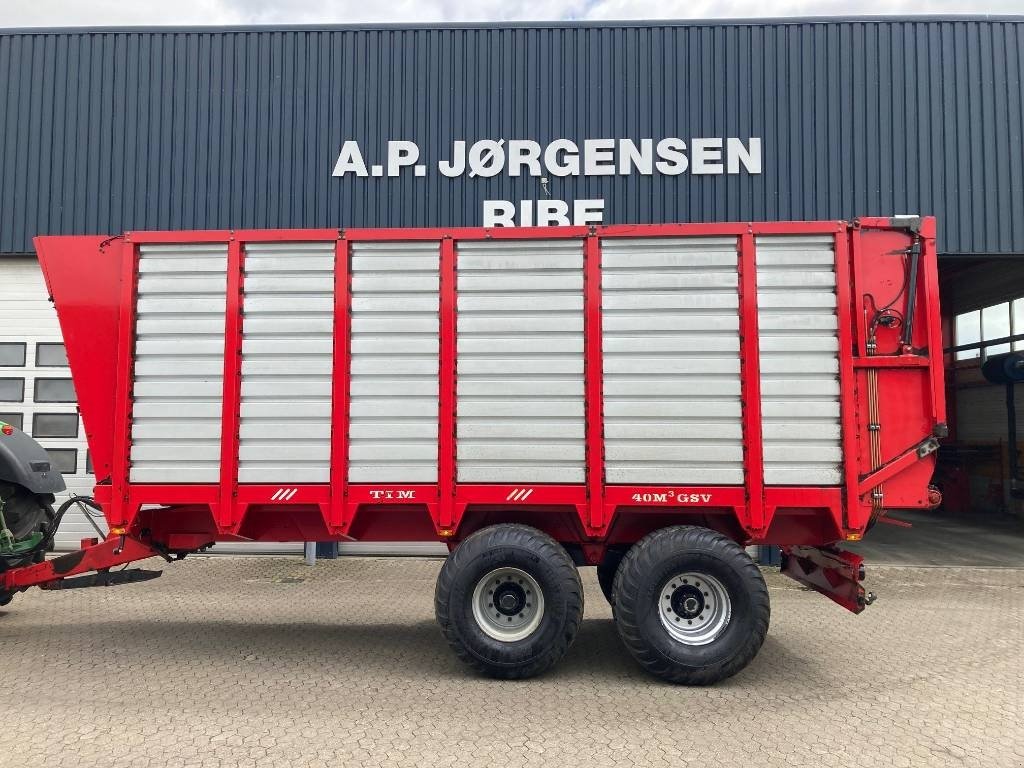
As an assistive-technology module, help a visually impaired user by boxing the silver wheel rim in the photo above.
[657,571,731,646]
[471,567,545,642]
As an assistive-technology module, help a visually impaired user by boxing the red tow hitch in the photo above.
[0,535,162,593]
[781,546,875,614]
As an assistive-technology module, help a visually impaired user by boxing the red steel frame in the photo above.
[29,220,945,574]
[328,235,350,533]
[737,230,765,533]
[583,233,605,533]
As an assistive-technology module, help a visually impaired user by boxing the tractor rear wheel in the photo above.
[0,485,54,573]
[0,485,51,541]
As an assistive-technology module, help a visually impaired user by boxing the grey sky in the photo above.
[0,0,1021,27]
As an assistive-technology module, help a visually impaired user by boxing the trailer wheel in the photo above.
[613,526,769,685]
[596,547,627,607]
[435,524,584,679]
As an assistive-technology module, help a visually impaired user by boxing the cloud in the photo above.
[0,0,1020,28]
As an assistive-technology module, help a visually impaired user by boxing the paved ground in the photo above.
[0,556,1020,768]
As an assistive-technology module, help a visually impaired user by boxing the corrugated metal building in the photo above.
[2,17,1023,254]
[0,16,1022,546]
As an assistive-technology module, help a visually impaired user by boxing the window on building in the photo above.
[955,299,1024,361]
[0,378,25,402]
[981,303,1011,356]
[1014,300,1024,352]
[45,448,77,474]
[34,378,75,402]
[35,342,68,367]
[0,343,26,366]
[32,413,79,439]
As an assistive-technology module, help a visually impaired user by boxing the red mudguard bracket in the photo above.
[0,536,160,592]
[781,546,871,614]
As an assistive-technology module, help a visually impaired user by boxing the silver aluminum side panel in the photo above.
[348,242,440,483]
[238,242,335,483]
[130,244,228,483]
[601,237,743,485]
[756,235,843,485]
[456,240,585,484]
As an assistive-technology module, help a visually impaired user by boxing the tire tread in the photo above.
[435,524,583,679]
[613,526,770,685]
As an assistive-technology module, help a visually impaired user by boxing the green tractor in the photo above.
[0,420,67,606]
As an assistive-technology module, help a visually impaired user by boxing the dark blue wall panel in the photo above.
[0,18,1021,255]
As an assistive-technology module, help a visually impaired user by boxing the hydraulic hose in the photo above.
[0,495,103,570]
[44,496,104,549]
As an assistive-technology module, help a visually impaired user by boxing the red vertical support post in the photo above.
[583,233,606,532]
[919,218,947,428]
[737,231,765,533]
[850,226,868,357]
[218,236,245,533]
[834,228,861,531]
[437,236,457,531]
[329,235,351,532]
[109,238,140,529]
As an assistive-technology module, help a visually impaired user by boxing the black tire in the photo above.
[596,547,627,606]
[435,524,584,679]
[0,486,51,540]
[0,486,53,572]
[613,526,770,685]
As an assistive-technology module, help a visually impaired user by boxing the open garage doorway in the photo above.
[852,256,1024,567]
